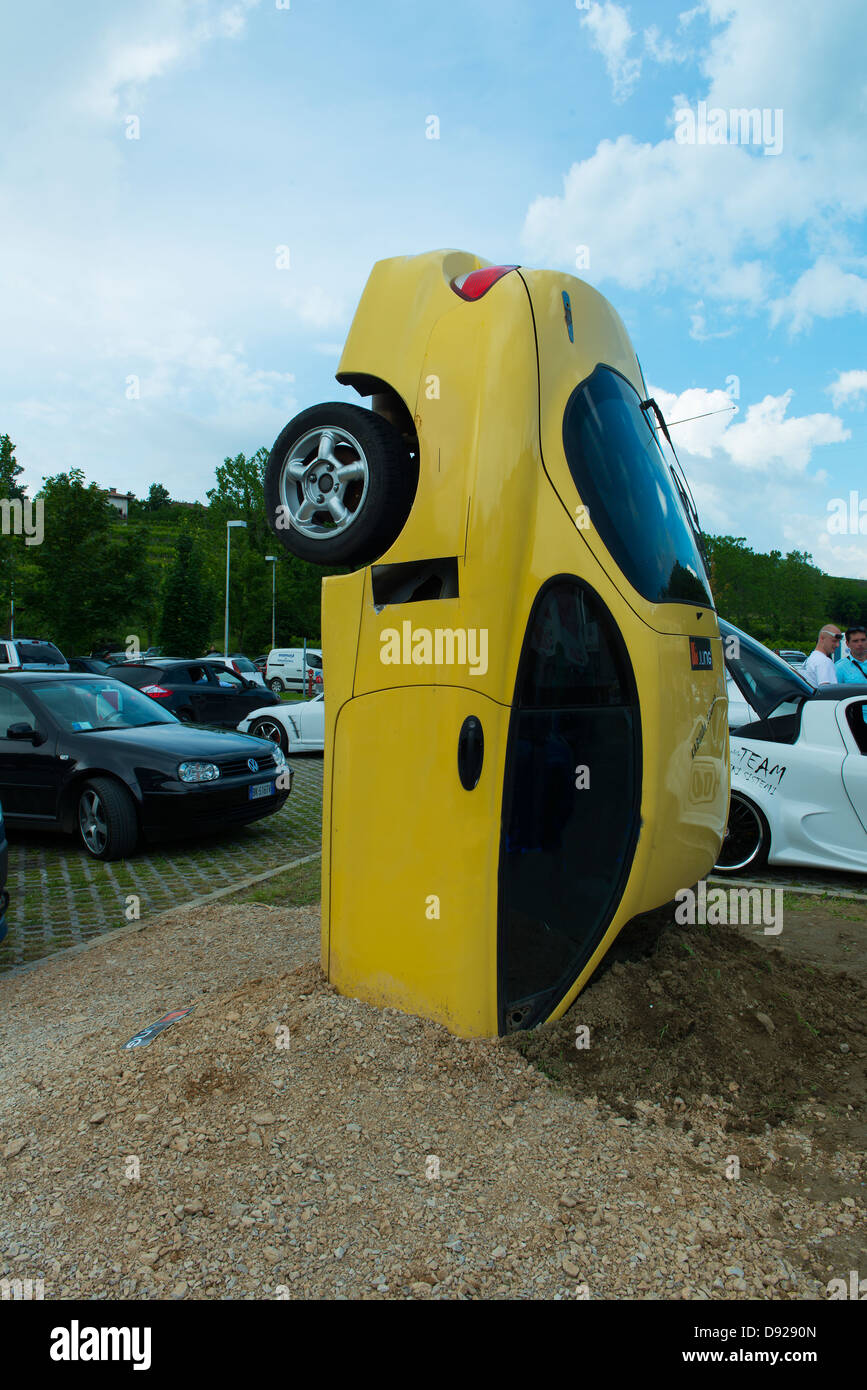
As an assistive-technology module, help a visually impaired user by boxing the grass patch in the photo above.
[231,856,321,909]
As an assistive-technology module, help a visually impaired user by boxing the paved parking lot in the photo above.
[0,758,323,972]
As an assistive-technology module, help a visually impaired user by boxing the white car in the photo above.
[237,692,324,754]
[717,619,867,874]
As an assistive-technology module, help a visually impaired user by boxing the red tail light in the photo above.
[141,684,171,698]
[450,264,519,301]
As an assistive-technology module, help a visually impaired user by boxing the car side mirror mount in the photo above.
[7,722,44,745]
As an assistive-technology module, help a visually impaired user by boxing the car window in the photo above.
[16,641,67,667]
[32,679,176,731]
[562,365,712,608]
[305,653,323,669]
[173,666,209,685]
[0,685,34,733]
[846,703,867,753]
[107,664,154,688]
[0,644,9,664]
[232,656,255,672]
[209,665,244,688]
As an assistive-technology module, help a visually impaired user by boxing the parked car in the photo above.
[68,656,110,674]
[107,660,280,727]
[779,649,807,669]
[0,673,291,860]
[0,637,68,672]
[238,691,325,753]
[253,655,268,674]
[716,618,867,874]
[221,654,267,689]
[0,797,8,944]
[265,647,323,694]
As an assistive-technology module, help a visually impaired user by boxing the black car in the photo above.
[107,659,281,727]
[68,657,110,674]
[0,673,292,860]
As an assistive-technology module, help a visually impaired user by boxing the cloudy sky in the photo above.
[2,0,866,576]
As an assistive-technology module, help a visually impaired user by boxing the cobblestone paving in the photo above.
[0,759,323,972]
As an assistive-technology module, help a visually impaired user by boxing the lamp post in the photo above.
[265,555,277,651]
[224,520,247,656]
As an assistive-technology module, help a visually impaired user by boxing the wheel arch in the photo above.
[336,374,419,457]
[59,768,144,834]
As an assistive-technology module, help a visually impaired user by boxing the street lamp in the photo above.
[265,555,277,651]
[224,520,247,656]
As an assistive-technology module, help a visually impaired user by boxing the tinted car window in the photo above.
[107,664,158,688]
[306,654,322,669]
[562,366,712,607]
[0,686,34,731]
[720,619,812,720]
[16,641,67,667]
[210,667,244,688]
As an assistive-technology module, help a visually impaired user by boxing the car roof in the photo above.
[0,671,113,684]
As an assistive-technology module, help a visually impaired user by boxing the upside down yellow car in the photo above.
[265,249,729,1038]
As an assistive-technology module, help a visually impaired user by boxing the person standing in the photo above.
[801,625,842,687]
[837,625,867,684]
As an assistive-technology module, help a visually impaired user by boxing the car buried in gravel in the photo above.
[0,673,292,861]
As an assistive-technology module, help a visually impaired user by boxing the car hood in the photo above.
[70,724,276,759]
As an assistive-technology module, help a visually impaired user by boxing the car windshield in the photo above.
[720,619,813,720]
[232,657,255,671]
[33,679,177,731]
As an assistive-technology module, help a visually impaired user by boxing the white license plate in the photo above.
[249,781,275,800]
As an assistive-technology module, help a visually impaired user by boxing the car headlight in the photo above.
[178,761,221,783]
[271,745,287,770]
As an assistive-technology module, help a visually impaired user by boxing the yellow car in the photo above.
[265,250,729,1038]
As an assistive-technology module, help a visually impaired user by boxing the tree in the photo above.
[0,435,26,500]
[23,469,150,652]
[159,531,213,654]
[143,483,172,512]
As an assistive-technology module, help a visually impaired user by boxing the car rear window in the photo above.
[562,366,712,608]
[305,653,322,669]
[16,641,67,667]
[107,664,160,688]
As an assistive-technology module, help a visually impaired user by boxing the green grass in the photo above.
[231,856,321,909]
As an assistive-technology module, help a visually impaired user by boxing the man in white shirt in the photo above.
[801,625,842,687]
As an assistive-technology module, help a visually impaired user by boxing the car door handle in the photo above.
[458,715,484,790]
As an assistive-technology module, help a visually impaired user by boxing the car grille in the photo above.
[217,752,278,778]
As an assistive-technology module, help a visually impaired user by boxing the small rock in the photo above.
[251,1112,275,1126]
[562,1259,581,1277]
[755,1012,774,1035]
[89,1110,108,1125]
[3,1138,28,1158]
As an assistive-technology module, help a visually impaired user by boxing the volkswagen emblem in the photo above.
[247,758,259,773]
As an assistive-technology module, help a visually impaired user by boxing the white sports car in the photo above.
[717,619,867,875]
[237,692,324,755]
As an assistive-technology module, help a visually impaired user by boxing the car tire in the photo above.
[249,716,289,754]
[268,678,284,695]
[265,401,418,568]
[714,792,770,875]
[77,778,139,861]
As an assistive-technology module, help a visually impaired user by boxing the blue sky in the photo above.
[1,0,866,576]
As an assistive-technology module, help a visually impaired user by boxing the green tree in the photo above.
[0,435,26,500]
[159,531,213,654]
[24,470,148,652]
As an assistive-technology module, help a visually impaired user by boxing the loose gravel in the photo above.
[0,901,861,1300]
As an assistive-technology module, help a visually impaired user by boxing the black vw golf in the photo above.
[0,673,292,860]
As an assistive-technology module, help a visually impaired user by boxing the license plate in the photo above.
[249,781,275,800]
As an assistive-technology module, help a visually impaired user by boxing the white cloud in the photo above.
[827,369,867,409]
[527,2,867,320]
[580,2,642,102]
[771,258,867,334]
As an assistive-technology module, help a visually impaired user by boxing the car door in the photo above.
[165,665,219,723]
[0,684,63,819]
[298,694,325,749]
[837,698,867,834]
[202,663,251,724]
